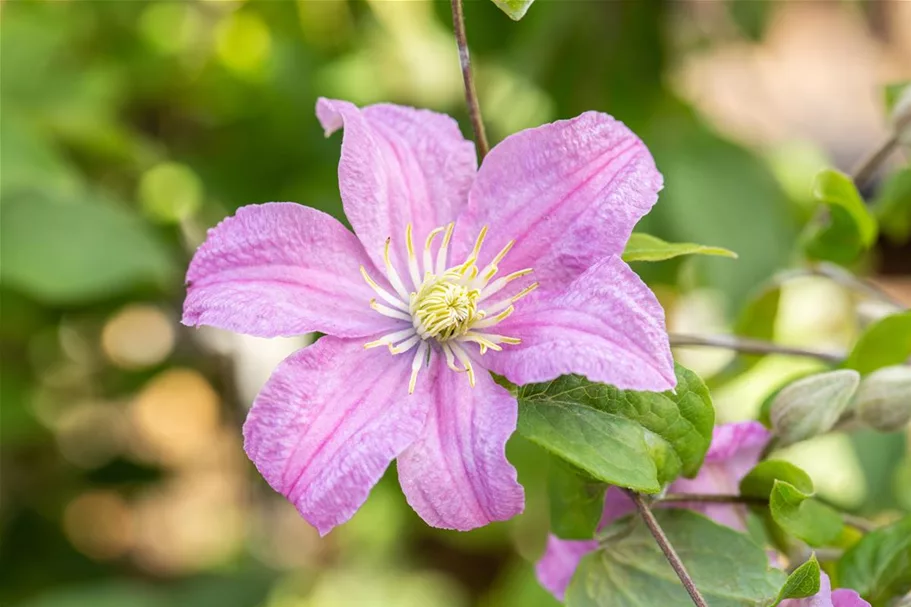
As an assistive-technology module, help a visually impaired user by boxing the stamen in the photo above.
[449,342,476,387]
[472,306,514,329]
[477,240,515,283]
[370,298,411,322]
[423,227,445,276]
[480,268,534,300]
[364,327,417,350]
[389,334,420,354]
[459,332,503,354]
[441,343,463,372]
[383,238,411,301]
[408,341,429,394]
[360,266,409,312]
[435,223,455,275]
[405,224,422,290]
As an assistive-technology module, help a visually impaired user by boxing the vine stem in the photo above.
[450,0,490,161]
[669,333,844,364]
[775,263,905,310]
[628,491,709,607]
[852,133,898,192]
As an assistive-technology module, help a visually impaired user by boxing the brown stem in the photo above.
[669,333,844,364]
[450,0,490,161]
[660,493,767,505]
[852,134,898,192]
[628,491,709,607]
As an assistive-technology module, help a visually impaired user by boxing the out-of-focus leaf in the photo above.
[490,0,535,21]
[728,0,772,41]
[885,82,911,114]
[773,554,820,604]
[566,510,785,607]
[838,516,911,603]
[769,480,843,547]
[516,399,660,493]
[740,460,814,499]
[769,370,860,447]
[0,195,176,305]
[17,583,165,607]
[547,459,606,540]
[873,169,911,244]
[710,285,782,388]
[517,364,714,491]
[843,311,911,375]
[803,169,878,264]
[622,232,737,262]
[855,366,911,432]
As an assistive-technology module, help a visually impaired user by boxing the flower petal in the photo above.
[396,361,524,530]
[243,336,430,536]
[184,203,399,338]
[455,111,662,291]
[316,98,477,277]
[535,536,598,601]
[485,255,675,392]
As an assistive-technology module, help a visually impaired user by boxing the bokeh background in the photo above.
[1,1,910,606]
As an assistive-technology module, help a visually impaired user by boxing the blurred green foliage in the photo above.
[1,1,908,606]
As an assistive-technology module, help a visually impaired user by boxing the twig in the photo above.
[450,0,489,161]
[841,513,878,534]
[670,333,844,364]
[628,491,709,607]
[776,263,905,310]
[660,493,766,505]
[852,134,898,192]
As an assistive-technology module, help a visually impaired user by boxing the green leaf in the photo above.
[710,285,782,388]
[517,364,714,490]
[547,459,607,540]
[773,554,820,604]
[566,510,786,607]
[517,399,660,492]
[843,311,911,375]
[873,169,911,244]
[489,0,534,21]
[740,460,814,498]
[622,232,738,263]
[838,516,911,603]
[769,369,860,447]
[769,480,843,547]
[803,169,878,264]
[0,195,176,305]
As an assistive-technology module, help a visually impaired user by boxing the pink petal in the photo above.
[535,536,598,601]
[184,203,399,338]
[485,255,675,392]
[243,336,430,536]
[668,422,770,532]
[396,360,524,531]
[316,98,477,277]
[454,111,662,292]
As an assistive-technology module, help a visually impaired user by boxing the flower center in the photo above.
[359,223,537,394]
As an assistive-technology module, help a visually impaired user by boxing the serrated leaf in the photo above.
[622,232,738,263]
[490,0,534,21]
[517,400,660,492]
[769,480,843,547]
[566,510,786,607]
[773,554,820,604]
[844,311,911,375]
[740,460,814,498]
[548,459,607,540]
[0,195,176,304]
[517,364,714,490]
[838,516,911,603]
[803,169,878,264]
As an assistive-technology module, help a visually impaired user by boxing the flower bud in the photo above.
[770,369,860,447]
[855,365,911,432]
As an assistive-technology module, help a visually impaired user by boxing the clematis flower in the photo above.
[779,572,869,607]
[183,98,674,535]
[536,421,770,600]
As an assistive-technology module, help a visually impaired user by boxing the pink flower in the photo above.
[183,98,673,535]
[780,572,869,607]
[536,421,770,600]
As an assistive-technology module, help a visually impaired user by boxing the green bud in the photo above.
[855,365,911,432]
[770,370,860,447]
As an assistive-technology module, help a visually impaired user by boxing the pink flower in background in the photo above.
[779,572,869,607]
[536,421,770,600]
[183,98,672,535]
